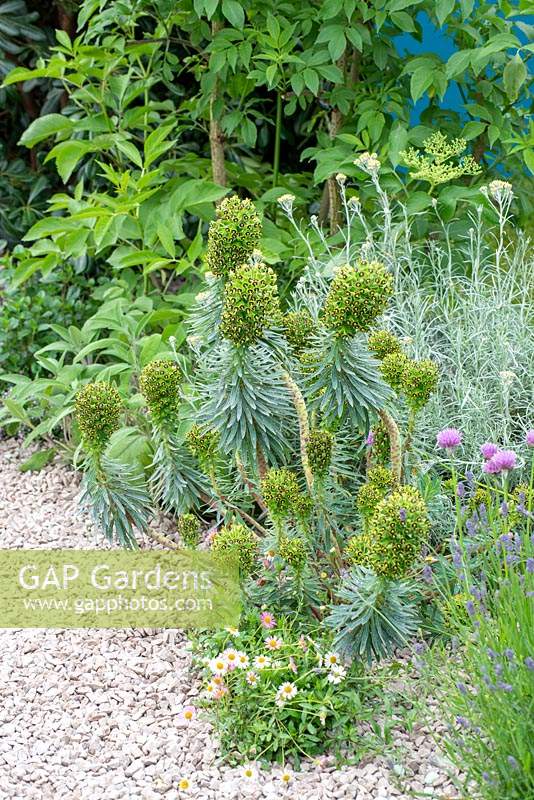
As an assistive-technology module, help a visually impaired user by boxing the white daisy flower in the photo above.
[208,655,228,675]
[265,636,283,651]
[254,654,272,670]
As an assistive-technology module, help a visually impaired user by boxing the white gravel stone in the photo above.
[0,438,462,799]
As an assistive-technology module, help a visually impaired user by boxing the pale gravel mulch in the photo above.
[0,438,461,800]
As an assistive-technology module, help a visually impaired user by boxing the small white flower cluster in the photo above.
[354,151,381,175]
[489,179,513,199]
[320,650,347,684]
[277,193,296,213]
[480,180,513,203]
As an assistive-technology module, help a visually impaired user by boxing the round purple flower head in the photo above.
[481,442,499,460]
[526,430,534,447]
[483,458,501,474]
[492,449,517,472]
[437,428,462,450]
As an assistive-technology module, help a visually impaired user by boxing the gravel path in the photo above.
[0,438,461,800]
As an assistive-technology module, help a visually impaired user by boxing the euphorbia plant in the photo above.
[72,182,439,661]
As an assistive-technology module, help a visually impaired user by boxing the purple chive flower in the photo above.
[437,428,462,450]
[526,430,534,447]
[483,457,501,474]
[492,449,517,472]
[399,508,407,522]
[526,558,534,574]
[525,657,534,671]
[365,430,375,446]
[481,442,499,460]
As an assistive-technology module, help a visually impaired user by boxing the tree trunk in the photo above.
[209,20,227,189]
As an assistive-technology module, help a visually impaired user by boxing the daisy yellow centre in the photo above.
[178,778,190,790]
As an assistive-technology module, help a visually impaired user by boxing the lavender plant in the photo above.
[425,429,534,800]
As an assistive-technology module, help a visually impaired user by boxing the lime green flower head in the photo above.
[293,493,314,521]
[205,196,262,279]
[346,532,373,567]
[75,382,122,454]
[283,310,316,353]
[139,359,181,426]
[322,260,393,337]
[401,358,439,413]
[186,424,220,464]
[219,262,281,347]
[368,486,430,579]
[212,523,258,575]
[305,429,334,477]
[177,513,201,548]
[356,467,396,519]
[368,329,402,360]
[279,537,307,571]
[261,467,300,519]
[380,351,410,393]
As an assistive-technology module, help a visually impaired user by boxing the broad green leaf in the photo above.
[45,140,90,182]
[487,124,500,147]
[388,125,408,166]
[222,0,244,28]
[524,150,534,175]
[157,222,176,258]
[303,68,319,95]
[115,139,143,167]
[388,0,423,10]
[462,121,486,140]
[410,67,433,102]
[19,113,73,148]
[55,29,72,50]
[19,449,56,473]
[436,0,454,26]
[446,50,472,78]
[503,54,527,101]
[391,11,416,31]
